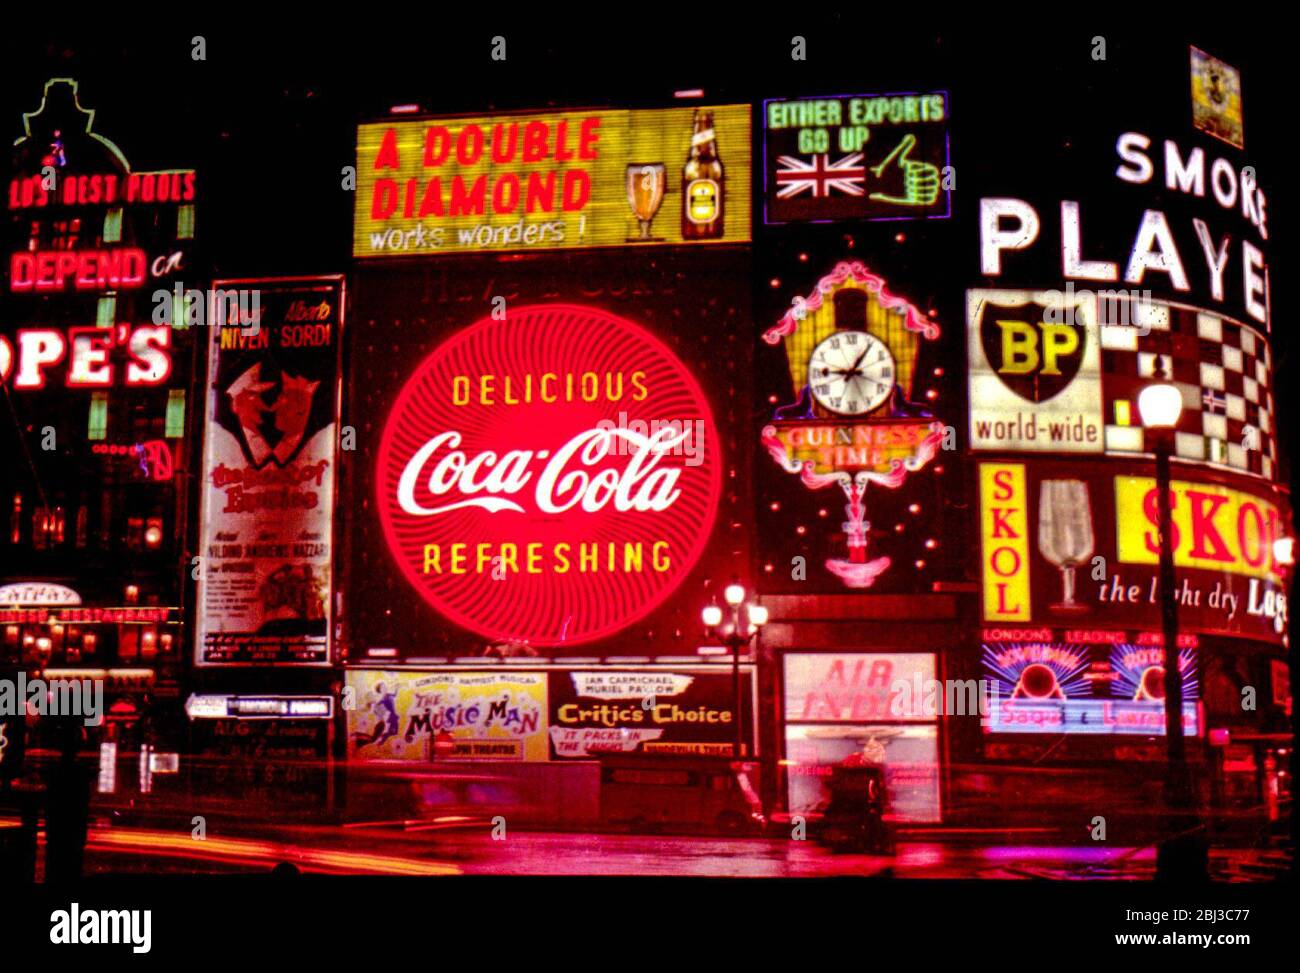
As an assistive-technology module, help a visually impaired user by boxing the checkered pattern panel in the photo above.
[1100,299,1275,480]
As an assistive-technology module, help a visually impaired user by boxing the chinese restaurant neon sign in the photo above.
[376,304,721,646]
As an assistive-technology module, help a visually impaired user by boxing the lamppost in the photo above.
[1138,364,1207,881]
[702,583,767,760]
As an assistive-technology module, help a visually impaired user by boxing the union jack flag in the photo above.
[774,153,866,199]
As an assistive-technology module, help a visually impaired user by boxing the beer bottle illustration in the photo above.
[681,109,724,239]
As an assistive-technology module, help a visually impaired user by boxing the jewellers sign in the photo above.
[375,304,721,646]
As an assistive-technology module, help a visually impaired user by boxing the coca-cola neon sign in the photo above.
[376,304,721,646]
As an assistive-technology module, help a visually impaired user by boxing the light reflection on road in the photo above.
[78,826,1287,881]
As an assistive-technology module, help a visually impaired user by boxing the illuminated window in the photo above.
[165,390,186,438]
[88,392,108,440]
[103,207,123,243]
[126,517,143,550]
[9,493,21,544]
[66,627,82,664]
[97,294,117,327]
[51,217,82,250]
[1114,399,1132,426]
[177,204,195,240]
[119,625,139,661]
[140,627,158,659]
[33,506,65,550]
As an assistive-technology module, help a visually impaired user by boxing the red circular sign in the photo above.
[376,304,721,647]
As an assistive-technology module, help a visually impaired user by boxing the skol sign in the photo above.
[979,459,1291,644]
[980,463,1031,622]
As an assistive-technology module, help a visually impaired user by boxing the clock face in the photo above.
[808,330,896,416]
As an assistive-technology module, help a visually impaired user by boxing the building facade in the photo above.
[2,79,200,782]
[3,39,1291,834]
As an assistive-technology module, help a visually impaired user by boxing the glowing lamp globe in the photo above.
[1274,536,1295,567]
[1141,665,1167,701]
[1020,663,1058,698]
[724,583,746,607]
[747,604,769,628]
[1138,382,1183,429]
[702,605,723,628]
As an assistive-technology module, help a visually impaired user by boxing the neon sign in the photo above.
[0,325,171,389]
[0,583,81,606]
[978,133,1269,327]
[91,439,175,481]
[9,247,147,293]
[0,607,175,624]
[354,106,751,256]
[762,261,943,588]
[978,459,1292,644]
[981,640,1201,735]
[763,92,950,224]
[7,170,196,209]
[375,304,721,646]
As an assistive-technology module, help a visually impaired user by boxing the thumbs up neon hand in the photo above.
[869,133,940,206]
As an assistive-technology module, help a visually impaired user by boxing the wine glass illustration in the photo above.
[626,163,666,241]
[1037,479,1094,612]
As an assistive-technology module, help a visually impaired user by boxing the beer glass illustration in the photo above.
[626,163,666,241]
[1037,479,1094,611]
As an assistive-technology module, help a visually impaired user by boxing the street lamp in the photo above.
[702,583,766,760]
[1139,363,1206,881]
[1274,536,1295,568]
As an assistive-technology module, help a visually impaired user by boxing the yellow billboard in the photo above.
[346,669,548,762]
[354,106,751,257]
[1115,476,1284,582]
[980,463,1031,621]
